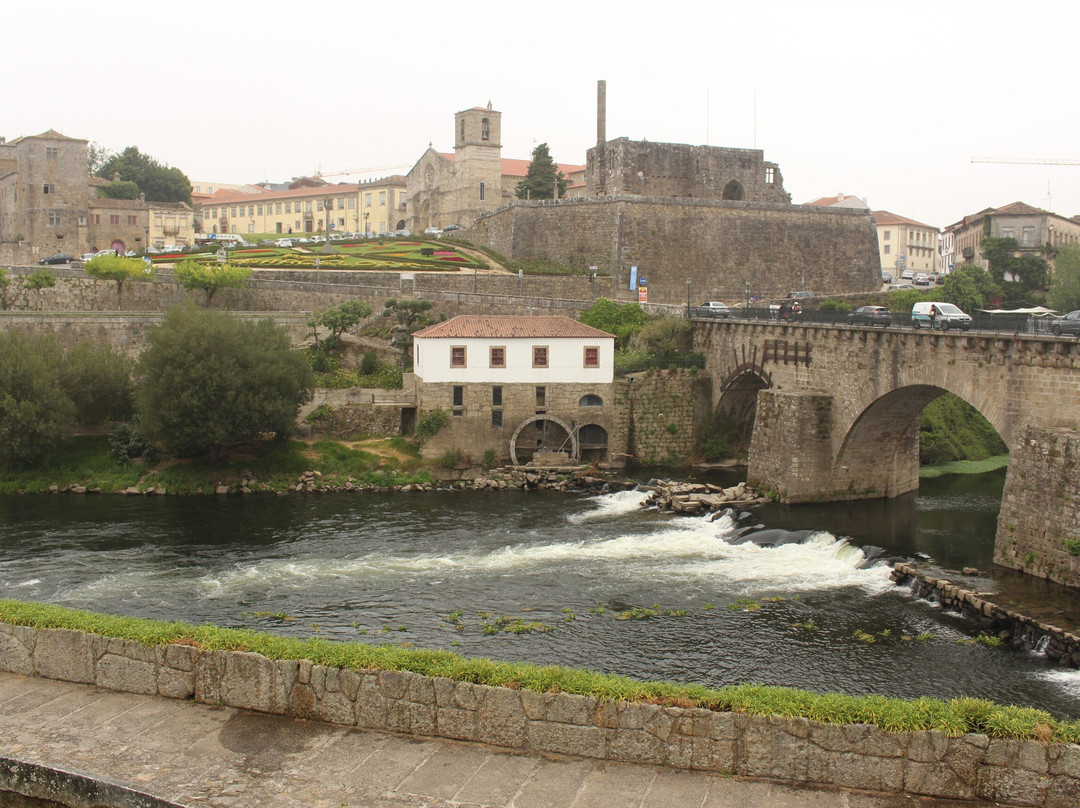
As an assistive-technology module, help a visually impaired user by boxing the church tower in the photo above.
[453,103,503,214]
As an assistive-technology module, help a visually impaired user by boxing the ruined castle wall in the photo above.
[471,198,881,307]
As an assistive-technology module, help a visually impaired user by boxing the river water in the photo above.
[1,470,1079,717]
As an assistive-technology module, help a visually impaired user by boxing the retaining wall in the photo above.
[0,622,1077,806]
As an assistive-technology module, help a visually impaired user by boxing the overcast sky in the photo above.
[10,0,1078,229]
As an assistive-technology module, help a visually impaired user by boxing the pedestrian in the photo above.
[929,304,938,329]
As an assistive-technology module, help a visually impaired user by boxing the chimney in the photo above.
[597,80,606,146]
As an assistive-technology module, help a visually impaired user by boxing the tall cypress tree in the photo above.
[515,143,567,200]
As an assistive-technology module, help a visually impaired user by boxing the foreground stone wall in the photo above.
[1,623,1076,806]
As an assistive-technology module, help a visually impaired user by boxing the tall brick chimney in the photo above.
[597,80,606,146]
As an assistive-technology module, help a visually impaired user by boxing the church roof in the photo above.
[414,315,614,340]
[438,153,585,178]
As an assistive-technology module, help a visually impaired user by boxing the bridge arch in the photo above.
[716,363,772,455]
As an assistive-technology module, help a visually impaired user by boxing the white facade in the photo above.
[414,336,614,385]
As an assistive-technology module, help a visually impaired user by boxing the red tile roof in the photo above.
[871,210,938,230]
[414,315,614,339]
[437,153,586,178]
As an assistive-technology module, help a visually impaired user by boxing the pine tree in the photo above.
[515,143,567,200]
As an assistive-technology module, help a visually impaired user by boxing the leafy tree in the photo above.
[310,300,372,350]
[0,331,75,466]
[174,260,253,307]
[23,269,56,292]
[86,142,113,175]
[84,255,155,309]
[99,180,140,200]
[980,236,1047,305]
[57,342,134,424]
[383,298,437,363]
[579,298,649,349]
[514,142,567,200]
[940,265,999,312]
[1047,244,1080,312]
[135,306,314,461]
[95,146,192,205]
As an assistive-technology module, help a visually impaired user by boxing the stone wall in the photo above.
[746,389,837,503]
[470,197,881,305]
[1,623,1077,807]
[996,427,1080,589]
[621,370,710,467]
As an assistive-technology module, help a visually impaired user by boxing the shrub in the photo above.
[109,423,155,465]
[819,298,852,312]
[700,422,736,461]
[416,409,449,445]
[305,404,334,423]
[359,350,379,376]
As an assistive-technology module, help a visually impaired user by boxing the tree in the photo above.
[0,331,75,466]
[95,146,192,205]
[383,298,436,363]
[940,265,999,313]
[579,298,649,349]
[1047,244,1080,312]
[84,255,155,309]
[514,142,567,201]
[174,260,253,307]
[86,142,113,175]
[135,306,314,461]
[99,180,140,200]
[980,236,1047,306]
[57,342,134,424]
[309,299,372,351]
[0,268,11,310]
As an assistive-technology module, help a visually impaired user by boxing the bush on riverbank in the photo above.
[919,392,1008,465]
[2,598,1077,743]
[0,434,432,495]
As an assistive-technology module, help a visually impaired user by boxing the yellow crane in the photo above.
[971,157,1080,165]
[313,164,412,179]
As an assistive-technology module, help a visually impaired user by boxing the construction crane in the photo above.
[313,164,412,179]
[971,157,1080,165]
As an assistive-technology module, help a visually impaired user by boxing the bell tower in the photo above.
[453,102,503,214]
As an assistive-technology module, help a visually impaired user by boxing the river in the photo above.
[1,469,1079,717]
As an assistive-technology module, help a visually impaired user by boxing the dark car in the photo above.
[1050,310,1080,337]
[847,305,892,327]
[38,253,74,265]
[442,223,464,232]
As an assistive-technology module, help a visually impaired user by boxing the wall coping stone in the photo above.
[0,620,1077,806]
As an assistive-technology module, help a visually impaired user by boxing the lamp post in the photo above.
[745,279,750,313]
[686,279,691,318]
[363,211,369,238]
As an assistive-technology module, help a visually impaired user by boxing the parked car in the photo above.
[699,301,731,318]
[888,283,915,291]
[38,253,74,265]
[911,301,972,331]
[274,238,295,248]
[914,273,930,286]
[788,291,814,299]
[442,224,464,232]
[881,272,893,284]
[847,305,892,327]
[901,268,914,280]
[424,227,443,235]
[395,229,412,237]
[1050,310,1080,337]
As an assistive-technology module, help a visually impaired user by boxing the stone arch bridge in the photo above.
[694,320,1080,589]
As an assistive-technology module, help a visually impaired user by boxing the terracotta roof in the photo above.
[437,152,585,178]
[871,211,938,230]
[993,201,1050,217]
[414,315,614,340]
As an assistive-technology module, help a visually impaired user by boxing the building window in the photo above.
[884,244,891,254]
[93,214,100,225]
[481,117,490,141]
[532,346,548,367]
[579,394,603,407]
[764,166,774,184]
[110,214,120,225]
[1022,226,1035,247]
[348,198,355,209]
[47,211,60,226]
[127,215,137,225]
[276,204,282,215]
[365,193,372,206]
[451,346,466,367]
[490,346,505,367]
[257,205,263,215]
[491,410,502,428]
[883,231,891,240]
[479,181,485,201]
[584,346,599,368]
[45,147,59,159]
[337,199,345,210]
[43,184,56,194]
[492,386,502,406]
[285,203,291,213]
[1001,226,1014,239]
[379,192,386,205]
[452,385,464,413]
[535,386,546,409]
[460,118,465,141]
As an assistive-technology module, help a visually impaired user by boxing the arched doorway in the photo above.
[722,180,744,201]
[509,415,578,466]
[715,364,772,456]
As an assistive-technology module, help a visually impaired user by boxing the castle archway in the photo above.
[722,180,744,201]
[509,415,578,466]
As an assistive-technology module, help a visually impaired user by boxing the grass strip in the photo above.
[1,599,1076,743]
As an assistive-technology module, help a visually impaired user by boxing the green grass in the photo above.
[920,454,1009,479]
[2,599,1076,743]
[0,435,142,493]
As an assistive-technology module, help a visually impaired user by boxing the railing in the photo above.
[689,306,1079,338]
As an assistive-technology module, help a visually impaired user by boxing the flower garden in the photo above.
[153,239,484,272]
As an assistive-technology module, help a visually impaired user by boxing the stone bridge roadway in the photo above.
[693,319,1080,590]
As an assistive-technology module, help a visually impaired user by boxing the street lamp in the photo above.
[363,211,369,238]
[686,279,691,318]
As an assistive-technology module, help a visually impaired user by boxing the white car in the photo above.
[914,273,930,286]
[901,268,914,280]
[395,229,412,237]
[274,239,294,248]
[424,227,443,235]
